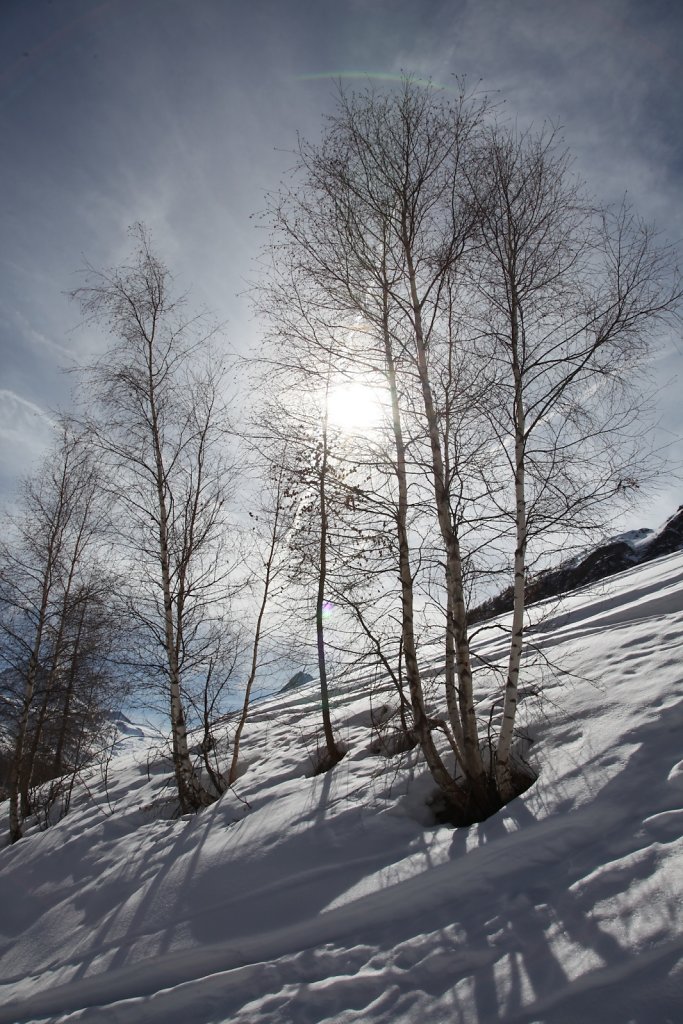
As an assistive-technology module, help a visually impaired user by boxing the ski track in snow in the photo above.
[1,553,683,1023]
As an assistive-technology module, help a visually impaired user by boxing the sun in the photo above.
[326,381,387,435]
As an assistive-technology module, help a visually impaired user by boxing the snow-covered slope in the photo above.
[1,553,683,1023]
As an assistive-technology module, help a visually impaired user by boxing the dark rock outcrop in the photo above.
[470,505,683,623]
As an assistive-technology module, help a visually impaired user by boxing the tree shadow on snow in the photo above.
[432,698,683,1022]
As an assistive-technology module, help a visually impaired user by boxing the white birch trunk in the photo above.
[402,240,488,798]
[314,414,341,764]
[382,295,469,812]
[146,341,208,812]
[496,289,526,797]
[228,497,281,786]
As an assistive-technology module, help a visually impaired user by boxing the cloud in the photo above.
[0,388,54,429]
[8,308,74,363]
[0,390,55,500]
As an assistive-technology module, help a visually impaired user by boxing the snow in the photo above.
[1,553,683,1023]
[610,527,653,548]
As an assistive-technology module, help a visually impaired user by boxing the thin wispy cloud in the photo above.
[0,390,55,500]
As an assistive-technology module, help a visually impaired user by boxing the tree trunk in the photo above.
[8,541,55,842]
[9,679,34,843]
[147,342,209,813]
[402,237,489,804]
[22,683,52,817]
[315,414,341,767]
[228,497,281,785]
[381,293,469,812]
[54,601,87,777]
[496,285,526,798]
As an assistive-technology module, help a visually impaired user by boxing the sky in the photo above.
[1,0,682,527]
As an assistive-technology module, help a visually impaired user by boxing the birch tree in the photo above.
[466,126,681,797]
[260,79,680,821]
[0,421,120,843]
[254,381,348,772]
[226,455,289,785]
[73,225,237,812]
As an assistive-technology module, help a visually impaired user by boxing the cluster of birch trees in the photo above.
[0,422,128,841]
[256,80,680,821]
[0,229,243,841]
[1,79,679,841]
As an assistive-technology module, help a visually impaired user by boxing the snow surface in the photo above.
[1,553,683,1023]
[610,527,653,548]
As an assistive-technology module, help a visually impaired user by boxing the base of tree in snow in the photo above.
[309,742,347,776]
[429,758,538,828]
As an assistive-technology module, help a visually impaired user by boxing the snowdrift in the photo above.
[1,552,683,1023]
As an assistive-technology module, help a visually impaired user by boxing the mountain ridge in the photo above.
[470,503,683,623]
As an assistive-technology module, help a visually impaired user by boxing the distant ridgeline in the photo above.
[470,505,683,624]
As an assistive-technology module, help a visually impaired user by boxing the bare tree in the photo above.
[249,377,349,772]
[0,420,122,843]
[465,126,681,797]
[72,225,237,813]
[221,450,293,785]
[254,213,425,770]
[260,79,680,821]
